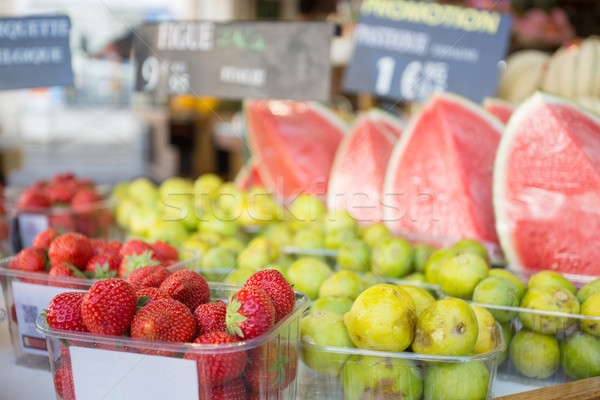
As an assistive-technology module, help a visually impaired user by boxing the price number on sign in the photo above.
[141,56,190,94]
[374,56,448,102]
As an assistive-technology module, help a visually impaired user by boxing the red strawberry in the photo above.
[32,228,60,250]
[46,292,88,332]
[183,331,247,386]
[244,269,295,323]
[90,239,122,260]
[198,377,246,400]
[16,187,51,210]
[245,340,298,394]
[119,250,160,278]
[152,241,179,263]
[130,299,196,346]
[48,233,94,270]
[54,364,75,400]
[194,301,227,336]
[226,287,275,340]
[48,263,86,288]
[11,247,47,273]
[126,264,171,289]
[70,188,102,209]
[50,172,77,186]
[136,287,171,302]
[85,254,119,278]
[81,278,137,336]
[46,181,77,204]
[49,212,78,233]
[159,270,210,312]
[120,239,154,258]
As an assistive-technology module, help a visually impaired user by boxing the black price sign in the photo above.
[0,15,73,90]
[343,0,512,103]
[134,21,334,101]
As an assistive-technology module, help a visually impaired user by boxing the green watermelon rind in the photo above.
[493,91,600,272]
[243,99,347,202]
[326,109,402,214]
[382,91,504,244]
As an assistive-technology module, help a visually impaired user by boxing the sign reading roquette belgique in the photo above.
[343,0,513,104]
[0,15,73,90]
[133,21,334,102]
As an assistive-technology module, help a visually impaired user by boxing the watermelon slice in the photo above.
[383,92,503,244]
[245,100,346,202]
[328,109,403,224]
[494,92,600,276]
[483,97,514,124]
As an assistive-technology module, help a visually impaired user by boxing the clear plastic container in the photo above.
[36,282,310,400]
[0,249,200,369]
[298,321,506,400]
[469,301,600,397]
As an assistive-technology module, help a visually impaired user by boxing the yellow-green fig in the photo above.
[471,305,500,354]
[397,285,435,317]
[509,329,560,379]
[343,284,416,351]
[580,292,600,336]
[518,285,580,334]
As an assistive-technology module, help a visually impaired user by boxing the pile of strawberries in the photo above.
[45,266,297,400]
[9,229,180,283]
[14,172,113,238]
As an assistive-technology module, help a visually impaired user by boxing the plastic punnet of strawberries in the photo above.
[13,172,114,238]
[8,228,182,285]
[43,261,298,400]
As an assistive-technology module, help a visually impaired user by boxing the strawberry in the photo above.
[159,270,210,312]
[32,228,60,250]
[46,181,77,204]
[11,247,47,273]
[50,172,77,186]
[194,301,227,336]
[48,263,86,288]
[136,287,171,302]
[70,187,102,209]
[198,377,246,400]
[48,233,94,270]
[151,241,179,263]
[226,287,276,340]
[130,299,196,346]
[54,364,75,400]
[183,331,247,386]
[90,239,122,260]
[81,278,137,336]
[46,292,88,332]
[119,250,161,278]
[49,212,78,233]
[244,340,298,394]
[244,269,295,323]
[16,187,51,210]
[119,239,154,259]
[85,254,119,278]
[126,264,171,289]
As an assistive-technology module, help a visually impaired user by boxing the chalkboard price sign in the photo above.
[0,15,73,90]
[134,21,334,102]
[343,0,512,104]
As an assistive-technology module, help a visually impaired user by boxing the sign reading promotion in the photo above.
[0,15,73,90]
[343,0,513,103]
[134,21,334,101]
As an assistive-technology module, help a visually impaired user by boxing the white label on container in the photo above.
[12,280,84,356]
[18,213,49,248]
[70,346,199,400]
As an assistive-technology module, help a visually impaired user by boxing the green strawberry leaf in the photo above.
[122,251,160,277]
[225,295,247,338]
[59,338,70,348]
[136,296,150,312]
[65,263,86,278]
[92,261,117,279]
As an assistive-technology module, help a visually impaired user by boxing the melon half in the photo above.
[383,92,503,244]
[244,100,347,203]
[328,109,403,224]
[494,92,600,276]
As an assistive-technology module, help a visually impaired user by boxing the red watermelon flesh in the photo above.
[494,92,600,276]
[245,100,346,202]
[234,160,265,190]
[483,97,514,124]
[383,92,503,244]
[328,110,402,224]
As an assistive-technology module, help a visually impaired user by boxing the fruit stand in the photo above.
[1,0,600,399]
